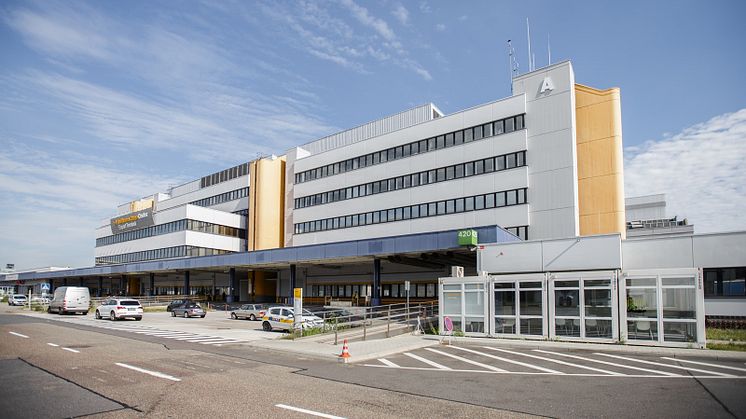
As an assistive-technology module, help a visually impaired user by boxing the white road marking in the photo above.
[483,347,624,376]
[62,347,80,353]
[404,352,451,370]
[275,404,346,419]
[198,339,241,345]
[361,364,746,379]
[534,350,681,377]
[182,337,228,342]
[594,353,736,377]
[47,343,60,347]
[115,363,181,382]
[9,332,29,338]
[378,358,399,368]
[425,348,507,372]
[660,357,746,373]
[451,346,561,374]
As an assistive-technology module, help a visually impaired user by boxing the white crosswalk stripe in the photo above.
[484,347,625,375]
[533,350,681,376]
[424,348,507,372]
[404,352,451,370]
[451,346,561,374]
[659,357,746,373]
[45,316,248,346]
[594,353,737,377]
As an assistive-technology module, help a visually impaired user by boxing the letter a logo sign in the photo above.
[540,77,555,94]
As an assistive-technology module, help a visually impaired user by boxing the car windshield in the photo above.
[186,304,200,308]
[120,301,140,306]
[16,296,27,300]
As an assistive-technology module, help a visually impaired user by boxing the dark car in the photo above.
[166,299,194,312]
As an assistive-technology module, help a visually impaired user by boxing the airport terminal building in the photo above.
[2,61,744,343]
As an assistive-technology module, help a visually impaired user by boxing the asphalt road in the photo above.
[1,306,745,418]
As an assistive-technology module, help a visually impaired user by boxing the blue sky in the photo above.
[1,0,745,270]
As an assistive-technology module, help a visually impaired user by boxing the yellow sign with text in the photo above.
[294,288,302,299]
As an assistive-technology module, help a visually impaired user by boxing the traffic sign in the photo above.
[41,283,51,291]
[444,316,454,332]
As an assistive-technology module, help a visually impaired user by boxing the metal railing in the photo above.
[299,300,439,342]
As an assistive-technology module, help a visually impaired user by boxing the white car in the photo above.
[261,306,324,332]
[95,298,143,321]
[7,294,27,306]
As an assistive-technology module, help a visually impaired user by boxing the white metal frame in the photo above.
[548,271,619,342]
[488,273,548,339]
[438,276,489,337]
[620,268,705,348]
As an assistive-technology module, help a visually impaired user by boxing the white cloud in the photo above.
[0,143,185,269]
[392,5,409,25]
[624,109,746,233]
[339,0,396,41]
[436,23,446,32]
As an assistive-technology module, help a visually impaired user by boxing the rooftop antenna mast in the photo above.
[547,34,552,65]
[526,18,534,71]
[507,40,519,94]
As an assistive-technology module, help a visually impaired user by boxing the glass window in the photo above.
[507,153,517,169]
[436,201,445,215]
[446,166,455,180]
[464,128,473,142]
[518,189,526,204]
[585,289,612,317]
[428,138,436,151]
[443,292,462,314]
[516,114,524,130]
[507,190,517,205]
[483,123,493,137]
[464,162,474,176]
[662,288,696,319]
[496,192,506,207]
[445,133,454,147]
[436,168,446,182]
[455,164,464,178]
[475,195,485,210]
[455,198,464,212]
[485,193,495,208]
[505,117,515,133]
[517,151,525,167]
[494,120,504,135]
[473,125,483,140]
[474,160,484,174]
[520,290,543,315]
[465,196,474,211]
[496,155,506,171]
[411,205,420,218]
[436,135,445,149]
[454,131,463,145]
[555,290,579,316]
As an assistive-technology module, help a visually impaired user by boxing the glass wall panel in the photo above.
[627,320,658,340]
[662,322,697,343]
[464,317,485,333]
[443,291,461,314]
[520,290,542,315]
[494,291,515,315]
[554,290,579,316]
[495,318,515,334]
[555,318,580,337]
[626,288,658,318]
[520,318,543,335]
[585,289,612,317]
[662,288,696,319]
[586,319,613,338]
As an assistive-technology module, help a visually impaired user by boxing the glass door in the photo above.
[550,272,617,341]
[491,274,547,338]
[439,278,488,336]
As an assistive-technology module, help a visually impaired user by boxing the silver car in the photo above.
[95,298,143,321]
[230,304,267,321]
[7,294,27,306]
[171,302,206,318]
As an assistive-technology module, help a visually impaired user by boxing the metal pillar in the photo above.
[183,271,190,296]
[227,268,235,303]
[97,276,103,297]
[372,258,381,306]
[149,273,155,296]
[63,277,68,286]
[289,264,296,304]
[119,275,126,296]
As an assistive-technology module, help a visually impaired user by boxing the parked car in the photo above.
[261,306,324,332]
[230,304,267,321]
[95,298,143,321]
[8,294,27,306]
[166,299,194,312]
[171,302,206,318]
[48,286,90,315]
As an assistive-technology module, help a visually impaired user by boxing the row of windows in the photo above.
[200,162,250,188]
[308,283,438,298]
[504,226,529,241]
[295,151,527,209]
[295,114,526,184]
[294,188,528,235]
[190,187,249,208]
[96,219,246,247]
[95,246,231,265]
[233,209,249,216]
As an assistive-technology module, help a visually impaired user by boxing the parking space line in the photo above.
[199,339,242,345]
[173,335,218,341]
[450,346,561,374]
[9,331,29,338]
[425,348,507,372]
[483,347,624,376]
[534,350,681,376]
[594,353,736,377]
[404,352,451,370]
[47,343,59,347]
[659,357,746,373]
[62,347,80,353]
[275,404,346,419]
[378,358,399,368]
[115,362,181,382]
[182,337,228,342]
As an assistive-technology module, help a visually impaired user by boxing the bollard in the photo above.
[386,306,391,338]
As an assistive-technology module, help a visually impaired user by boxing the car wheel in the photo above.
[110,311,117,321]
[95,310,101,319]
[249,314,256,321]
[83,311,88,316]
[262,321,272,332]
[231,312,237,320]
[200,315,205,318]
[183,312,188,318]
[135,317,142,321]
[171,311,176,317]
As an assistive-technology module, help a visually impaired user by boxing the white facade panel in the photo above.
[478,241,544,273]
[95,231,187,257]
[185,205,244,228]
[622,236,695,270]
[541,235,622,271]
[185,231,242,252]
[693,231,746,268]
[170,179,201,197]
[705,299,746,317]
[156,175,249,212]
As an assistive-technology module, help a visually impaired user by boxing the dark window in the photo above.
[704,268,746,297]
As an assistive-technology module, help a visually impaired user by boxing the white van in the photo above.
[48,286,90,315]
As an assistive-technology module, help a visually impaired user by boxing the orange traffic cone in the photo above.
[338,339,351,363]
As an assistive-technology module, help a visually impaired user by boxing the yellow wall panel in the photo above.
[248,156,286,251]
[575,84,626,238]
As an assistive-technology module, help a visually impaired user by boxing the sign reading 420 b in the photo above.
[457,229,478,246]
[110,208,154,234]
